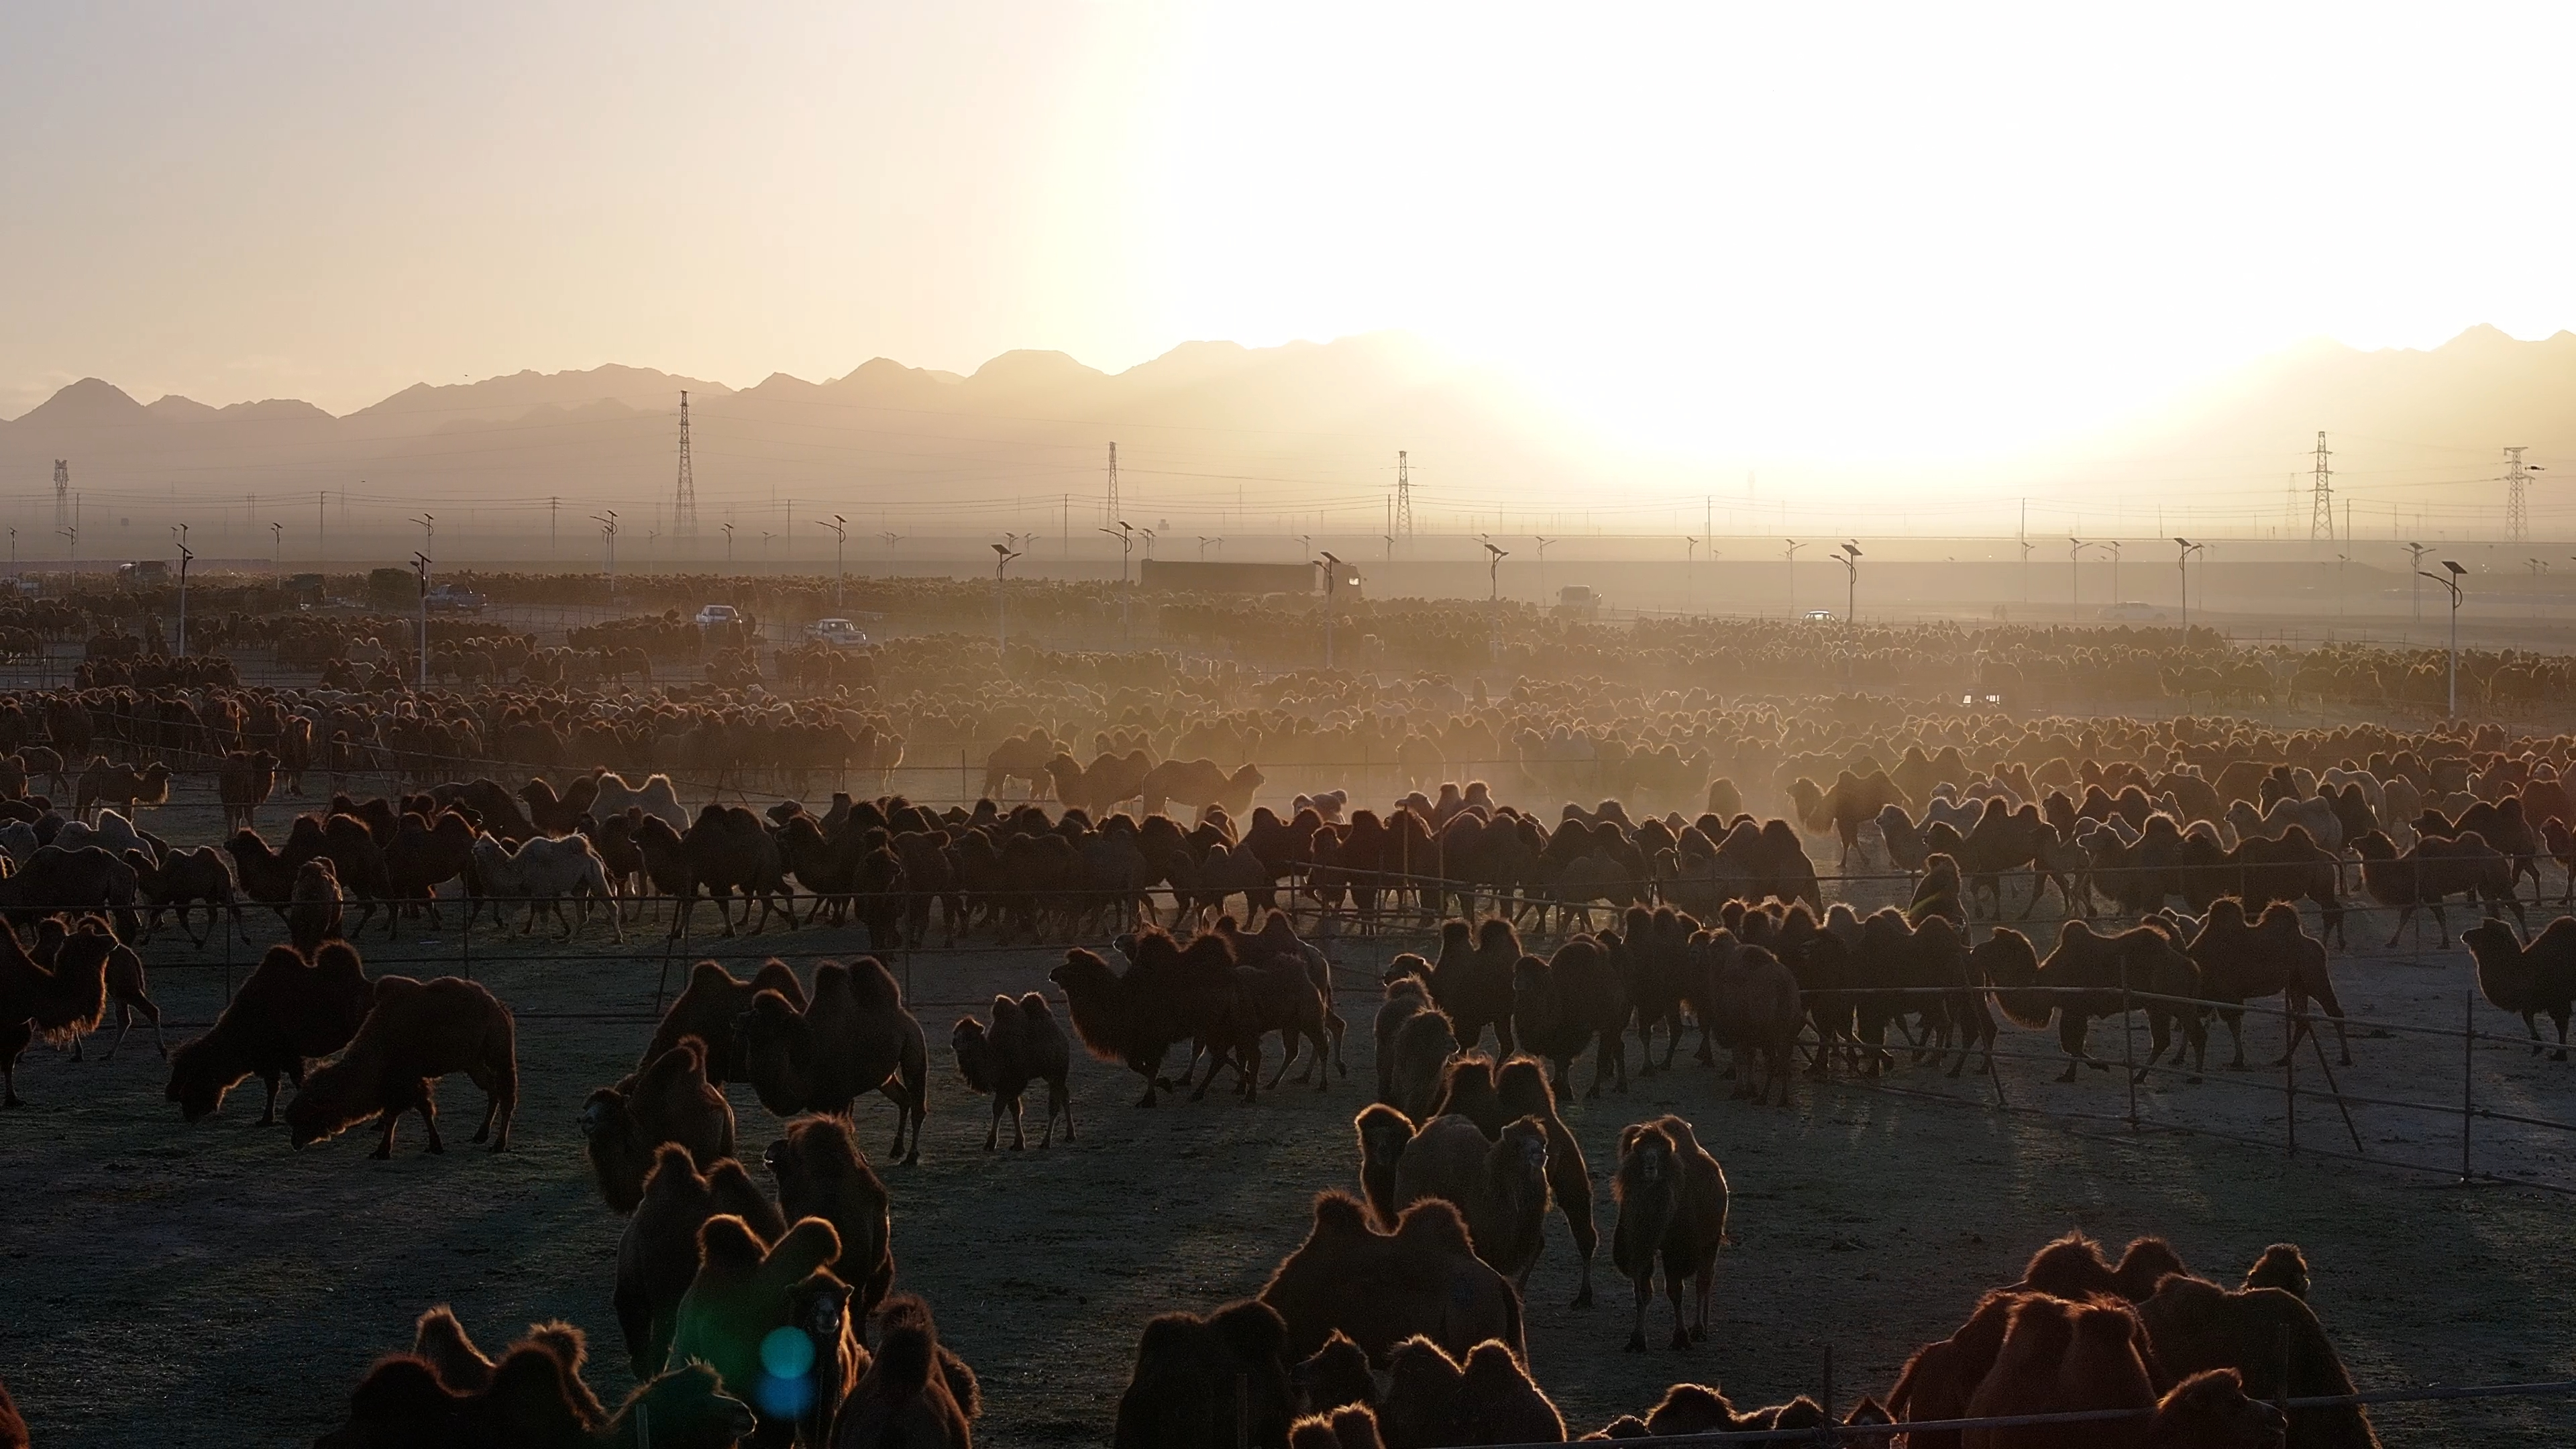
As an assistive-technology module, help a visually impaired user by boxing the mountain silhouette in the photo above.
[7,327,2574,529]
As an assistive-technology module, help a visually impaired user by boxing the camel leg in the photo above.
[371,1106,404,1159]
[1010,1093,1027,1150]
[1693,1259,1713,1342]
[419,1095,447,1155]
[2056,1016,2089,1083]
[2384,906,2410,951]
[256,1073,282,1127]
[1665,1257,1691,1351]
[1267,1031,1301,1091]
[2223,1008,2250,1070]
[1625,1272,1651,1353]
[983,1098,1001,1152]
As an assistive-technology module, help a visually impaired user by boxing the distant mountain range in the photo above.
[0,335,1587,533]
[7,326,2576,536]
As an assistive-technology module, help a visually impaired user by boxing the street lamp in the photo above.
[59,523,76,596]
[1784,539,1804,616]
[992,541,1022,661]
[1481,539,1508,602]
[1836,541,1862,623]
[411,550,431,689]
[720,522,735,570]
[1098,520,1136,644]
[2418,561,2465,717]
[2067,536,2087,617]
[172,525,194,655]
[270,521,283,576]
[2404,542,2432,625]
[879,531,902,578]
[816,515,849,608]
[1320,550,1346,669]
[1198,535,1222,561]
[2104,539,2123,604]
[2174,538,2204,629]
[2336,553,2351,618]
[592,510,619,594]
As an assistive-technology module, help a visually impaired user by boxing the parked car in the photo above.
[422,584,486,614]
[694,603,741,628]
[2097,601,2169,621]
[804,617,869,647]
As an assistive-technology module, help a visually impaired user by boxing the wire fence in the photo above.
[1433,1376,2576,1446]
[78,851,2576,1197]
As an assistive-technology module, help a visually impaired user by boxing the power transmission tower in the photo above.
[672,391,697,534]
[52,461,68,532]
[2504,445,2539,543]
[2308,431,2333,540]
[1395,451,1413,537]
[1105,442,1120,529]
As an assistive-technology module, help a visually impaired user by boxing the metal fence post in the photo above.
[2284,1006,2296,1155]
[2121,953,2137,1132]
[2461,989,2475,1183]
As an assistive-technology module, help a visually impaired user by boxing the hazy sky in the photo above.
[6,2,2573,460]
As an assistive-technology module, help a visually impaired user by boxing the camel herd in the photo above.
[12,586,2576,1444]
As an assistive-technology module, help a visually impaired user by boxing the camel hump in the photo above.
[1310,1190,1373,1239]
[1393,1196,1473,1253]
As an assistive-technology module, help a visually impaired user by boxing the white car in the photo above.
[805,617,869,647]
[694,604,741,628]
[2098,602,2169,621]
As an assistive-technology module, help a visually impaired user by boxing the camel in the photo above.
[1611,1114,1729,1353]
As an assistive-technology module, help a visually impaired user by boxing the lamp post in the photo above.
[991,541,1022,661]
[1320,551,1346,669]
[1534,536,1555,607]
[60,523,76,596]
[2174,537,2204,629]
[2337,553,2350,618]
[1836,541,1862,623]
[2067,536,2087,618]
[816,515,847,608]
[2532,558,2549,622]
[172,525,193,655]
[2418,561,2465,717]
[592,510,618,594]
[1480,538,1507,602]
[2404,542,2431,626]
[1098,520,1135,645]
[2104,539,2123,604]
[1784,539,1803,617]
[878,531,901,578]
[720,522,735,570]
[1198,535,1222,561]
[411,550,431,689]
[270,521,282,576]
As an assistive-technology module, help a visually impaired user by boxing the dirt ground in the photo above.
[6,868,2575,1448]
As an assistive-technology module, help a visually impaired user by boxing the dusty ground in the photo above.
[5,877,2575,1448]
